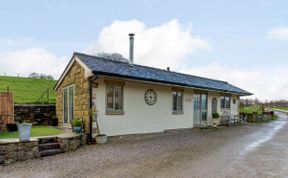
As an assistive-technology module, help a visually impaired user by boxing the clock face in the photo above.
[144,89,157,105]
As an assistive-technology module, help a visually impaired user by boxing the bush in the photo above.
[212,112,220,118]
[73,118,82,127]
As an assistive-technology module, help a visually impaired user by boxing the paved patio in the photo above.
[1,111,288,178]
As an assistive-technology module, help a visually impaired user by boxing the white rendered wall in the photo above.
[93,77,240,136]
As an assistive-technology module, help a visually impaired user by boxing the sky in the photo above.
[0,0,288,101]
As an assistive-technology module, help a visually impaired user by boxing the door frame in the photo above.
[63,84,75,127]
[193,92,208,127]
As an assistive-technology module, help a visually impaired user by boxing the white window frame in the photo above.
[172,90,184,115]
[105,85,124,115]
[220,96,231,109]
[63,84,75,127]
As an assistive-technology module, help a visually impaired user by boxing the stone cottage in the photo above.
[54,34,252,140]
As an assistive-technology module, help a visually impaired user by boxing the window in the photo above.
[220,96,231,109]
[172,91,183,114]
[106,85,123,114]
[63,85,74,125]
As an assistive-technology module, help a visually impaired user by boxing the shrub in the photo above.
[212,112,220,118]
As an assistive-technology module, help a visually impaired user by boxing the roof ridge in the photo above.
[74,52,228,84]
[74,52,130,64]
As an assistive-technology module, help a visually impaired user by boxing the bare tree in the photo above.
[28,72,54,80]
[97,52,129,63]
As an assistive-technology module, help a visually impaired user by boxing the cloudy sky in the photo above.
[0,0,288,101]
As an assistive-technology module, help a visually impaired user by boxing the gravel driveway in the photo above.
[1,111,288,178]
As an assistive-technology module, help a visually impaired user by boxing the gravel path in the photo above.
[1,111,287,178]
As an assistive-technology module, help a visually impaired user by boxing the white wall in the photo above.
[93,77,240,136]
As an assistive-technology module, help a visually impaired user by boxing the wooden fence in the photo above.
[0,92,14,131]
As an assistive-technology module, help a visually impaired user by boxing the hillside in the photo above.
[0,76,57,104]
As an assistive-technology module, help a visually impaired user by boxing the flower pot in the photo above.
[96,134,108,144]
[52,118,58,126]
[73,127,82,133]
[17,123,32,142]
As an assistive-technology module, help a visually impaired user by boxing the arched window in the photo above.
[212,98,217,113]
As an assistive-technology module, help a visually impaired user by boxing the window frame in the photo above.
[105,84,124,115]
[172,88,184,115]
[220,96,231,109]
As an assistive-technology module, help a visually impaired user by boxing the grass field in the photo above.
[240,105,262,114]
[0,76,56,104]
[0,126,63,139]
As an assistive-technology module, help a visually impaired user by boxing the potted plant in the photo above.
[212,112,220,119]
[17,122,32,142]
[212,112,220,127]
[72,118,82,133]
[91,107,107,144]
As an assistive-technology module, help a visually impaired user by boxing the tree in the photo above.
[28,72,54,80]
[29,72,40,78]
[97,52,129,63]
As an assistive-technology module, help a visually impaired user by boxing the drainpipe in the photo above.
[88,76,98,144]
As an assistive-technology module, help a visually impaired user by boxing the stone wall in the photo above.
[56,60,90,132]
[0,133,87,165]
[14,104,55,125]
[0,139,39,164]
[58,133,87,152]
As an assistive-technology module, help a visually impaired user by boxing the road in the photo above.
[1,111,287,178]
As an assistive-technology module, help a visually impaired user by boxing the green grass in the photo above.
[272,107,288,111]
[240,105,262,114]
[0,76,56,104]
[0,126,63,139]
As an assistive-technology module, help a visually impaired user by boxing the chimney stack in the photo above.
[167,67,170,71]
[129,33,135,65]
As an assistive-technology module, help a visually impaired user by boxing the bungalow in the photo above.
[54,34,252,140]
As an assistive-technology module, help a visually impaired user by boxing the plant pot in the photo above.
[52,118,58,126]
[6,123,18,132]
[73,127,82,133]
[17,123,32,142]
[96,134,108,144]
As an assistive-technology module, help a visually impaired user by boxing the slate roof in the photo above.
[75,52,252,96]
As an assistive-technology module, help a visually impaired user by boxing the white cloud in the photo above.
[86,19,211,69]
[180,63,288,101]
[268,26,288,40]
[0,48,68,79]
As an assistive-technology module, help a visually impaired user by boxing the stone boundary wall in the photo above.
[0,139,39,164]
[0,133,87,165]
[14,104,55,124]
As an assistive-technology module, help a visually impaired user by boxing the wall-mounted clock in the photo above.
[144,89,157,105]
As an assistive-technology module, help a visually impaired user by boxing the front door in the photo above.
[193,93,208,127]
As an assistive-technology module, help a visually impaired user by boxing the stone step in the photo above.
[39,143,60,151]
[39,149,63,157]
[38,137,58,144]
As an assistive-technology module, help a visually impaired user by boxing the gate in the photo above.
[0,92,14,131]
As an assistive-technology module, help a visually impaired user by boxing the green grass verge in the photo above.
[272,107,288,111]
[240,105,262,114]
[0,76,56,104]
[0,126,63,139]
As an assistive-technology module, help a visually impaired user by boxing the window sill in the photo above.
[172,111,184,115]
[106,110,124,115]
[220,108,231,111]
